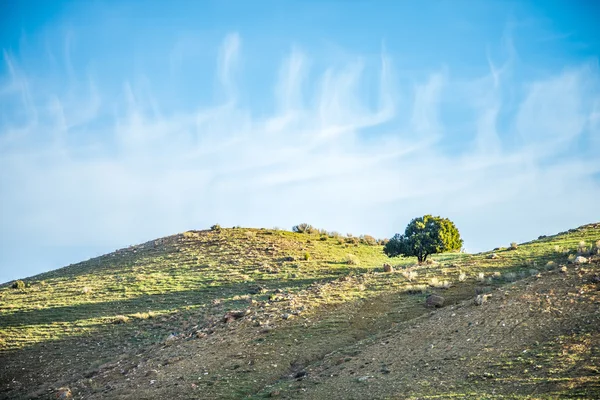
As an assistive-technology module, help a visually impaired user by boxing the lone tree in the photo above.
[384,215,462,263]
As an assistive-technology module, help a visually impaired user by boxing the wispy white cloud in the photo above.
[217,33,240,97]
[1,31,599,282]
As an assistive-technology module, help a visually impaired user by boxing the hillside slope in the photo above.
[0,224,599,399]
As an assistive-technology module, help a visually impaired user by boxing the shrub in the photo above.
[345,254,360,265]
[319,229,328,236]
[113,315,130,324]
[292,223,318,234]
[11,280,25,290]
[345,236,359,245]
[402,270,418,281]
[359,235,377,246]
[319,236,328,241]
[303,252,310,261]
[503,272,517,281]
[509,242,518,250]
[211,224,221,232]
[578,241,589,255]
[378,238,390,246]
[328,231,340,238]
[403,284,427,294]
[384,215,462,263]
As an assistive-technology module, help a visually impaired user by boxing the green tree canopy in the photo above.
[384,215,463,263]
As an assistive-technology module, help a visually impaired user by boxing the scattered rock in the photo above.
[269,390,281,397]
[223,310,249,323]
[425,294,445,308]
[164,333,178,344]
[55,388,72,399]
[357,375,372,382]
[573,256,588,264]
[487,253,499,259]
[590,274,600,284]
[559,266,568,273]
[145,369,158,377]
[474,294,491,306]
[383,263,393,273]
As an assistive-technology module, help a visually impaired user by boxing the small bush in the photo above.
[303,252,310,261]
[345,254,360,265]
[211,224,222,232]
[577,241,589,255]
[328,231,340,238]
[359,235,378,246]
[429,277,450,289]
[319,229,328,236]
[292,223,319,234]
[345,236,359,245]
[319,236,328,241]
[378,238,390,246]
[503,272,517,282]
[403,284,427,294]
[113,315,130,324]
[509,242,518,250]
[402,270,418,281]
[11,280,25,290]
[545,261,556,270]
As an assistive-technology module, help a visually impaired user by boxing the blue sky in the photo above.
[1,1,599,283]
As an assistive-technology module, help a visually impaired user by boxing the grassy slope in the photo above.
[0,224,599,399]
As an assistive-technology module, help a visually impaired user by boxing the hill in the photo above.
[1,224,599,399]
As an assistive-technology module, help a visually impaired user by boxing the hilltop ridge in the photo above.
[1,224,599,399]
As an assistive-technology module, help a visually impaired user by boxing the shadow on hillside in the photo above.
[0,277,328,328]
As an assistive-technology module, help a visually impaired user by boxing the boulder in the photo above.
[425,294,445,308]
[383,263,393,273]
